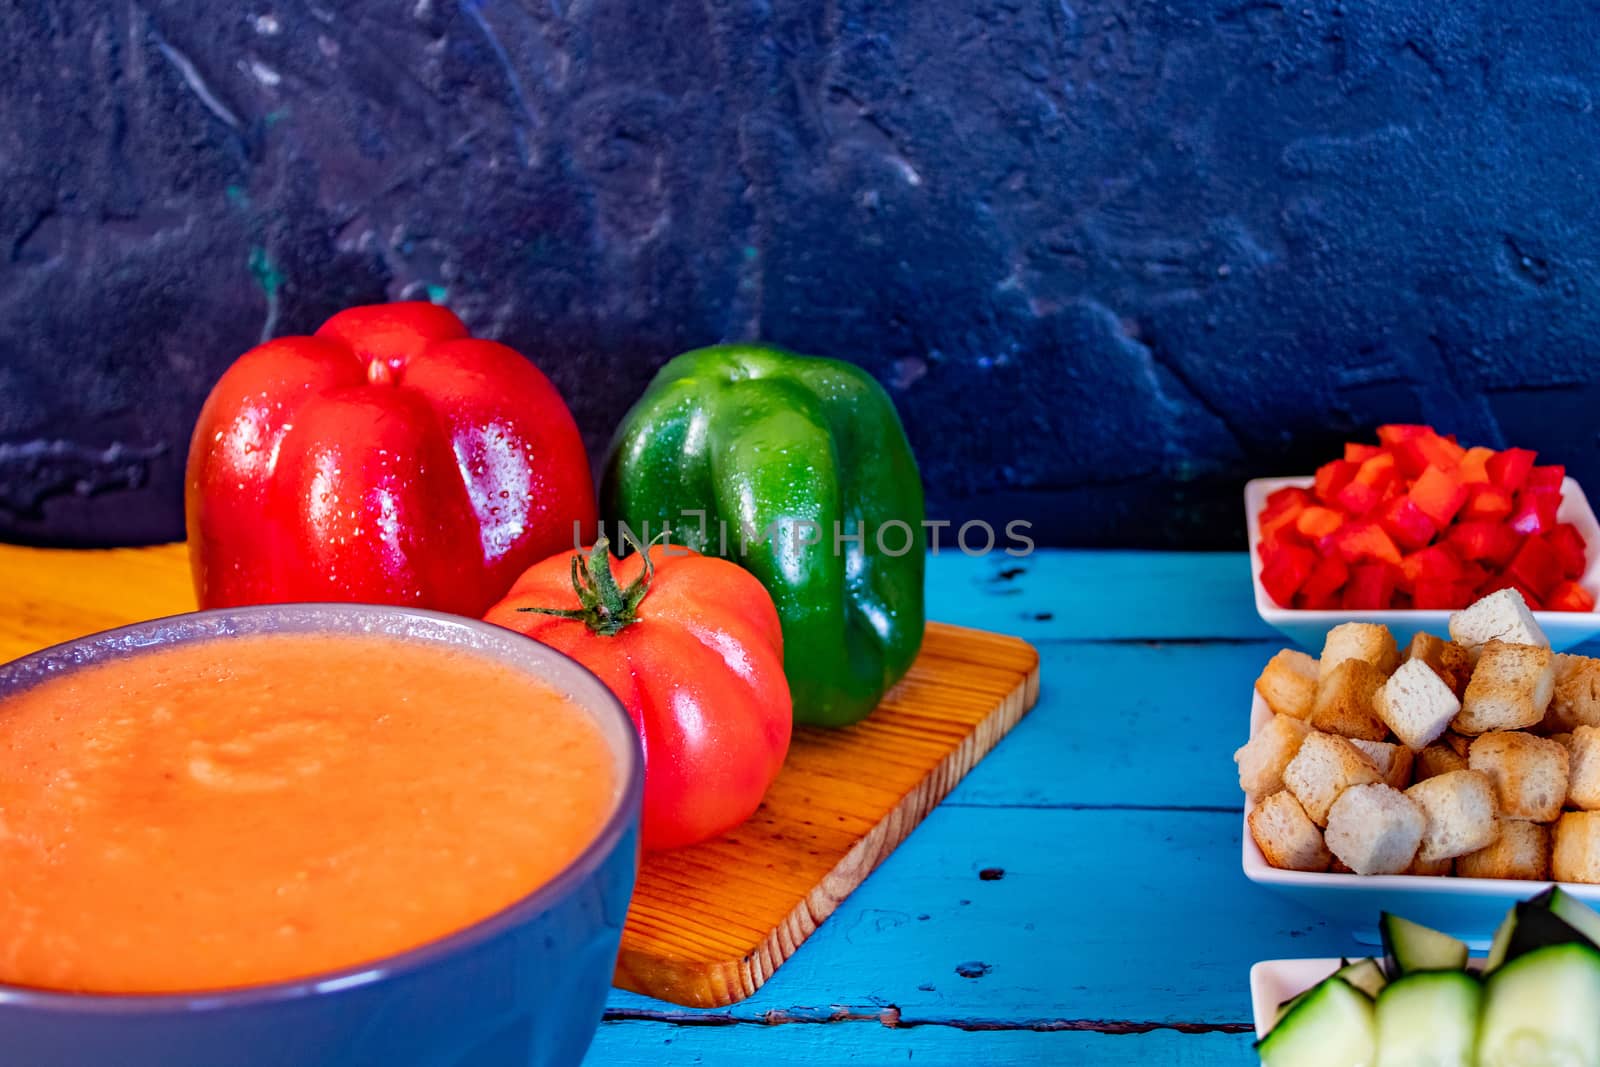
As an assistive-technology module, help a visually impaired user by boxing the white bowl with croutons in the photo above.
[1245,475,1600,652]
[1239,593,1600,943]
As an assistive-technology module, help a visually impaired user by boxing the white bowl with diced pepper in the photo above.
[1238,588,1600,941]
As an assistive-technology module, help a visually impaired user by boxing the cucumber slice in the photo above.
[1257,978,1375,1067]
[1335,958,1388,999]
[1374,971,1480,1067]
[1498,902,1591,971]
[1479,941,1600,1067]
[1539,886,1600,948]
[1380,913,1469,976]
[1485,906,1518,973]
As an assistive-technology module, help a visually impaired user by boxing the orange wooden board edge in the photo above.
[0,542,1041,1009]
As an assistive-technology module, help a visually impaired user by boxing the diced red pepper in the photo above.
[1330,521,1403,566]
[1477,572,1543,610]
[1376,496,1437,552]
[1460,446,1494,485]
[1344,442,1385,463]
[1547,580,1598,613]
[1487,448,1537,492]
[1508,535,1564,599]
[1313,460,1358,506]
[1260,503,1308,547]
[1460,484,1514,522]
[1509,489,1560,536]
[1547,523,1588,579]
[1260,543,1318,607]
[1412,579,1467,609]
[1295,505,1345,541]
[1448,521,1521,567]
[1299,554,1349,605]
[1400,544,1464,592]
[1335,452,1398,516]
[1391,432,1466,480]
[1528,465,1566,492]
[1408,464,1469,528]
[1262,486,1313,521]
[1376,424,1432,445]
[1342,562,1398,610]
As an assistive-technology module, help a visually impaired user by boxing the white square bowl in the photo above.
[1250,956,1488,1038]
[1245,475,1600,652]
[1242,691,1600,945]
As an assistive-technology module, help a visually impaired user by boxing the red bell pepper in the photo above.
[1399,544,1463,592]
[1528,465,1567,492]
[1376,496,1436,552]
[1261,543,1318,607]
[1299,554,1349,606]
[1547,581,1598,613]
[1408,464,1469,528]
[1343,563,1398,610]
[1509,489,1560,536]
[1459,446,1494,485]
[1460,484,1514,522]
[1295,506,1346,540]
[1344,442,1385,463]
[1334,453,1397,515]
[1508,536,1564,599]
[1448,521,1521,567]
[1487,448,1537,492]
[187,302,598,615]
[1547,524,1589,579]
[1329,521,1403,566]
[1314,459,1359,505]
[1478,572,1544,610]
[1413,579,1468,609]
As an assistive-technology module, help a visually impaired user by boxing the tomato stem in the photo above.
[516,531,653,637]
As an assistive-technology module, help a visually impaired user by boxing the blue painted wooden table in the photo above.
[584,549,1361,1065]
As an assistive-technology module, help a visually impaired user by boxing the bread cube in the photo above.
[1455,641,1555,734]
[1415,742,1470,782]
[1449,587,1549,659]
[1543,653,1600,733]
[1320,622,1401,681]
[1284,731,1384,826]
[1406,854,1453,877]
[1553,811,1600,883]
[1469,731,1570,822]
[1351,738,1415,790]
[1455,820,1551,881]
[1235,714,1312,799]
[1330,856,1356,875]
[1248,791,1333,872]
[1406,769,1500,862]
[1256,649,1320,720]
[1325,784,1425,875]
[1375,659,1461,750]
[1403,631,1472,698]
[1444,731,1473,758]
[1567,725,1600,810]
[1311,659,1390,741]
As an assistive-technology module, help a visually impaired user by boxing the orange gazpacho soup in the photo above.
[0,632,618,994]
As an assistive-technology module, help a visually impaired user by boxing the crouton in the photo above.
[1406,854,1453,877]
[1330,857,1356,875]
[1456,820,1551,881]
[1553,811,1600,884]
[1469,731,1570,822]
[1403,631,1472,698]
[1284,731,1384,826]
[1311,659,1390,741]
[1416,742,1470,782]
[1351,738,1415,790]
[1543,653,1600,734]
[1256,649,1320,720]
[1375,659,1461,750]
[1320,622,1401,681]
[1406,769,1500,862]
[1235,714,1312,799]
[1444,732,1473,758]
[1567,725,1600,810]
[1455,641,1555,734]
[1449,588,1548,659]
[1249,791,1333,872]
[1325,784,1425,875]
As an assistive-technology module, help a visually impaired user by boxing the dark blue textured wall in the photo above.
[3,0,1598,547]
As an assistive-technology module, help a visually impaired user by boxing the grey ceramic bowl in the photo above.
[0,605,643,1067]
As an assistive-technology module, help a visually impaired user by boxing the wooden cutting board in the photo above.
[0,542,1041,1008]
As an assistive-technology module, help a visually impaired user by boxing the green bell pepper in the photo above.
[601,344,926,727]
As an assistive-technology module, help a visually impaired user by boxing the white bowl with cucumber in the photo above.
[1251,887,1600,1065]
